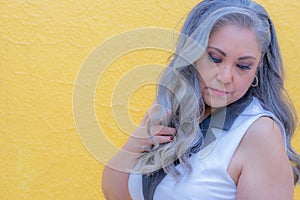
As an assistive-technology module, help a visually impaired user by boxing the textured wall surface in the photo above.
[0,0,299,199]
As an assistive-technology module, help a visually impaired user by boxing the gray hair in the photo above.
[137,0,300,184]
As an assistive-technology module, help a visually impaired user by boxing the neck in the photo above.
[199,105,214,123]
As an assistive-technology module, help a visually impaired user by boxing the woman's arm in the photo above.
[102,137,143,200]
[236,117,294,200]
[102,105,176,200]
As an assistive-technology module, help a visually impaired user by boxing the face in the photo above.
[195,24,261,108]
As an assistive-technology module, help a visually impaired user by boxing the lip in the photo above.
[208,87,230,97]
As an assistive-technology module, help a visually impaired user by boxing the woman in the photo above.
[102,0,300,199]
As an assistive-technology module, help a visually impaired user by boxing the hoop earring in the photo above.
[251,75,259,87]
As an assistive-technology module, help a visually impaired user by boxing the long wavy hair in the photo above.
[136,0,300,184]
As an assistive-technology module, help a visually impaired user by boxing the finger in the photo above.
[149,125,177,136]
[147,135,174,146]
[155,135,174,144]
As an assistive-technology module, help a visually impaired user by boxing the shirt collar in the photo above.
[200,92,253,132]
[193,92,253,156]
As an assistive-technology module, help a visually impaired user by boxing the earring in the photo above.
[251,75,259,87]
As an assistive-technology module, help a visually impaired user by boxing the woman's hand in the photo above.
[102,103,176,200]
[124,103,177,154]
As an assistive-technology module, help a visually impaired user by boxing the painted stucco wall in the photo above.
[0,0,299,199]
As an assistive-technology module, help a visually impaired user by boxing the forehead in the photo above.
[208,24,261,57]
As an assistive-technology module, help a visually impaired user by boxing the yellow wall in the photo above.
[1,0,299,199]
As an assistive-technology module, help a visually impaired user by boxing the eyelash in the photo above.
[236,64,251,70]
[208,54,252,70]
[209,55,222,63]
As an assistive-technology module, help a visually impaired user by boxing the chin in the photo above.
[204,98,232,108]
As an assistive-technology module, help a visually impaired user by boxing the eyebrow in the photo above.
[207,46,257,61]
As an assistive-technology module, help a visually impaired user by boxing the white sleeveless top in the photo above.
[128,98,286,200]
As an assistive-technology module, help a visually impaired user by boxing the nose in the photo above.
[216,64,233,84]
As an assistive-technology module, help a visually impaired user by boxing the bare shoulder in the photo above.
[243,116,283,149]
[238,116,286,161]
[236,117,294,200]
[238,116,288,170]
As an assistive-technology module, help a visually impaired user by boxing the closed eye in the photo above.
[236,64,252,70]
[209,54,222,63]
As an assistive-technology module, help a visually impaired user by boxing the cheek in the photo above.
[232,77,255,99]
[236,74,256,89]
[198,75,208,89]
[197,71,214,95]
[195,61,217,87]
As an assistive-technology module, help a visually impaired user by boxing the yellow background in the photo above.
[1,0,299,199]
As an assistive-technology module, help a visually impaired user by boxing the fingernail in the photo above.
[170,136,174,141]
